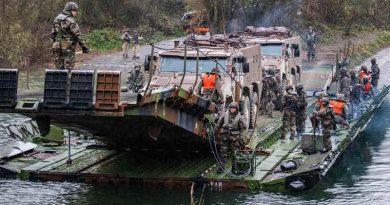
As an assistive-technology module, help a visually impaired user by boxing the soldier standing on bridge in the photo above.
[312,97,335,152]
[350,70,359,87]
[296,83,307,133]
[197,67,224,106]
[305,27,317,61]
[370,58,380,88]
[261,69,279,117]
[281,85,298,140]
[215,102,246,173]
[338,67,351,100]
[51,2,90,70]
[127,65,145,93]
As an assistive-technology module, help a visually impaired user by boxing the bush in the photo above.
[86,28,121,51]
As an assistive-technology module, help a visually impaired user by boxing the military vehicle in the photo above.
[243,26,302,89]
[143,34,262,128]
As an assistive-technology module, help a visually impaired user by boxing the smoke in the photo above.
[227,0,304,34]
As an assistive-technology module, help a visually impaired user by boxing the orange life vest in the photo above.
[202,74,216,89]
[364,83,372,94]
[330,100,345,115]
[359,71,370,80]
[316,99,324,110]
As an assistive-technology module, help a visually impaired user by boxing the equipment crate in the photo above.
[0,69,18,107]
[95,71,121,110]
[69,70,94,110]
[43,69,68,109]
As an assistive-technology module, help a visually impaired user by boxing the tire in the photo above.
[249,92,258,129]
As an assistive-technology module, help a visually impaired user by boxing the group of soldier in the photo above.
[309,57,380,151]
[121,30,141,59]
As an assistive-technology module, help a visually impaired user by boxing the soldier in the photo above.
[350,70,359,87]
[197,67,224,105]
[127,65,145,93]
[330,94,349,128]
[370,58,380,88]
[361,76,374,100]
[296,83,307,133]
[51,2,90,70]
[261,69,279,117]
[305,27,317,61]
[312,97,335,152]
[281,85,298,140]
[121,31,131,58]
[132,30,141,59]
[215,102,246,173]
[350,82,363,120]
[338,67,351,100]
[359,65,370,83]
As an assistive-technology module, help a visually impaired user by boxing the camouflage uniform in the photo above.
[305,27,316,61]
[316,100,335,151]
[127,66,145,92]
[296,84,307,132]
[338,68,351,100]
[132,31,140,59]
[350,71,359,87]
[51,2,89,70]
[122,32,131,58]
[261,70,279,117]
[215,102,246,168]
[371,58,380,88]
[281,86,298,140]
[197,68,224,104]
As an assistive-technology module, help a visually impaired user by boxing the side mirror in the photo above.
[243,62,250,73]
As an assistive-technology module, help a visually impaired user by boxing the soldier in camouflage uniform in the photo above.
[261,69,279,117]
[350,70,359,87]
[338,67,351,100]
[215,102,246,173]
[296,83,307,133]
[127,65,145,93]
[281,85,298,140]
[313,97,335,152]
[51,2,90,70]
[370,58,380,88]
[305,27,317,61]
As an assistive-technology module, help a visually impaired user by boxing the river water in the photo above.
[1,49,390,205]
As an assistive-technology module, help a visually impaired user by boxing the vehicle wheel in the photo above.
[249,92,258,129]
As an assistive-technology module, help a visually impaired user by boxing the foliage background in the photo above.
[1,0,390,67]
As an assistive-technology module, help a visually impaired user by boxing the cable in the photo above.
[205,120,254,178]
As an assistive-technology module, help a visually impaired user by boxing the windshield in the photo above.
[160,56,227,73]
[261,43,283,56]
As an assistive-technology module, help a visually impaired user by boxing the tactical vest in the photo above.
[330,100,345,115]
[222,112,241,131]
[202,74,216,89]
[53,13,73,40]
[364,83,372,94]
[286,94,297,110]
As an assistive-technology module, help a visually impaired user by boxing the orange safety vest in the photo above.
[317,99,324,110]
[330,100,345,115]
[359,71,371,80]
[202,74,216,89]
[364,83,372,94]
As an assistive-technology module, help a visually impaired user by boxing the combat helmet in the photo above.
[296,83,304,91]
[363,76,369,83]
[321,97,330,106]
[361,65,368,72]
[350,70,356,76]
[337,93,345,101]
[340,67,347,75]
[64,2,78,11]
[228,102,239,109]
[210,67,220,74]
[134,65,141,72]
[371,58,376,64]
